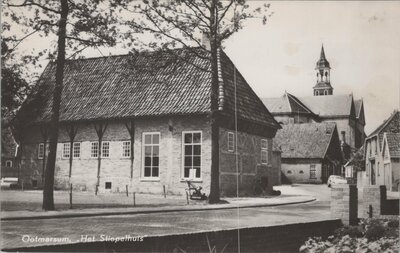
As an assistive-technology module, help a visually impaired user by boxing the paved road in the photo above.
[1,184,332,250]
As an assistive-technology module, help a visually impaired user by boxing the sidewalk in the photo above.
[1,193,315,220]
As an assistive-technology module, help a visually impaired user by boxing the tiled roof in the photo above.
[313,82,332,89]
[298,94,354,117]
[18,48,279,129]
[386,133,400,158]
[369,110,399,137]
[262,92,315,115]
[274,122,337,159]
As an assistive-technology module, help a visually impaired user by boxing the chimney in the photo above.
[201,32,211,50]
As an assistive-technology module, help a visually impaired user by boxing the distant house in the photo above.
[262,46,366,151]
[360,110,399,192]
[15,48,281,196]
[274,122,343,184]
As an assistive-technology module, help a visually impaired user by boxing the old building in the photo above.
[274,122,343,184]
[15,48,281,196]
[262,46,366,151]
[1,126,18,179]
[360,110,399,192]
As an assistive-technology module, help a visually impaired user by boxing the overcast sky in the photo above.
[223,1,400,135]
[7,1,400,134]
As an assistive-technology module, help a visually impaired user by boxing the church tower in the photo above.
[313,45,333,96]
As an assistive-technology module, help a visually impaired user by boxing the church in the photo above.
[263,46,366,183]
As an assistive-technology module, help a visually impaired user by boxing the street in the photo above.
[1,184,331,250]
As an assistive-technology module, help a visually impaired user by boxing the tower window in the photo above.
[324,90,328,95]
[315,90,319,96]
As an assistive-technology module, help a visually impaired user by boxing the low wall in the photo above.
[331,184,358,225]
[5,220,342,253]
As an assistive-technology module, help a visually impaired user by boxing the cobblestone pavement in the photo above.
[1,184,331,250]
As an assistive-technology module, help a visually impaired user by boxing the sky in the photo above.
[5,1,400,134]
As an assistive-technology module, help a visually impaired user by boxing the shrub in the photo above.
[387,219,399,228]
[334,225,363,238]
[364,219,386,241]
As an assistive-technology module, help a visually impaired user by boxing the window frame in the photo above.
[62,143,71,159]
[122,141,131,158]
[261,139,268,165]
[101,141,110,158]
[181,131,202,181]
[141,132,161,181]
[38,143,45,159]
[310,164,317,179]
[227,132,234,152]
[73,142,81,158]
[90,141,99,158]
[5,160,12,167]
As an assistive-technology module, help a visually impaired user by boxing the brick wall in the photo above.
[7,220,342,252]
[281,159,323,184]
[331,184,358,225]
[219,128,278,196]
[362,186,381,218]
[20,115,212,195]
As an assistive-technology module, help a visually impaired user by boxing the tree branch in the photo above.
[8,0,61,14]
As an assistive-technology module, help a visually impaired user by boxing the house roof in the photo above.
[298,94,354,118]
[385,133,400,158]
[261,92,316,116]
[369,110,399,137]
[17,48,279,129]
[274,122,337,159]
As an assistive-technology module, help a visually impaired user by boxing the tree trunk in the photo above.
[208,0,220,204]
[42,0,69,211]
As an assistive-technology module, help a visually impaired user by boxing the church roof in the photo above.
[298,94,354,118]
[274,122,337,159]
[17,48,280,130]
[316,45,330,69]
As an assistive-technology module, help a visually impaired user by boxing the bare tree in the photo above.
[3,0,124,210]
[120,0,272,203]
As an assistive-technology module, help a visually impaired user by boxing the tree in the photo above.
[121,0,271,203]
[3,0,124,210]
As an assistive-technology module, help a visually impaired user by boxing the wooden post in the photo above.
[65,123,78,178]
[163,185,166,198]
[133,192,136,207]
[186,191,189,205]
[94,122,107,196]
[124,120,135,179]
[126,185,129,197]
[69,183,73,209]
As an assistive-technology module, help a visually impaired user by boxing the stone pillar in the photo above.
[331,184,358,225]
[362,186,381,218]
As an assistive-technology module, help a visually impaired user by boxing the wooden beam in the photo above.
[93,122,108,195]
[124,120,135,179]
[65,123,78,178]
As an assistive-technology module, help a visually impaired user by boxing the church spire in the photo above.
[313,44,333,96]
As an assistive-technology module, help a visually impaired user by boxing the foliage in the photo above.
[300,218,400,253]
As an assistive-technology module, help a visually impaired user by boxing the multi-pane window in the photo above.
[183,132,202,179]
[73,142,81,158]
[62,143,71,158]
[122,141,131,158]
[228,132,234,152]
[102,142,110,158]
[261,139,268,164]
[143,133,160,178]
[91,142,99,158]
[5,160,12,167]
[310,164,316,179]
[38,143,45,159]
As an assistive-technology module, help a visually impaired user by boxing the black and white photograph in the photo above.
[1,0,399,252]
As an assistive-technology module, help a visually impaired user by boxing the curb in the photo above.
[1,197,316,221]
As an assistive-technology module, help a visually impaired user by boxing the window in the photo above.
[5,160,12,167]
[287,170,292,174]
[324,90,328,95]
[310,164,316,179]
[73,142,81,158]
[122,141,131,158]
[38,143,45,159]
[315,90,319,96]
[261,139,268,164]
[299,170,304,174]
[143,133,160,179]
[183,131,202,179]
[91,142,99,158]
[105,182,112,189]
[62,143,70,158]
[227,132,234,152]
[101,142,110,158]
